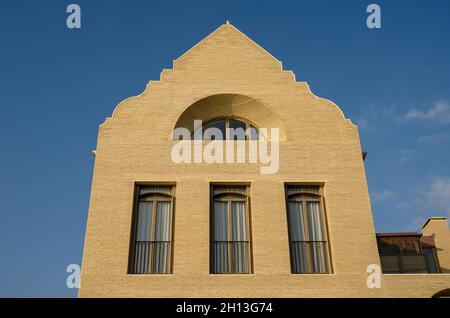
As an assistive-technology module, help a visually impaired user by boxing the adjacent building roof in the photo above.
[376,232,420,237]
[421,216,448,230]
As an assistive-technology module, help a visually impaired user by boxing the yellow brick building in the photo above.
[79,23,450,297]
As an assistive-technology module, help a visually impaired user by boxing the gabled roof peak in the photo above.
[173,22,281,66]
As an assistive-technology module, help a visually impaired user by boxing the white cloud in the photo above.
[425,177,450,217]
[394,201,409,209]
[404,216,427,232]
[417,133,450,143]
[372,190,396,202]
[355,103,397,130]
[400,101,450,124]
[355,118,369,130]
[386,177,450,231]
[396,149,415,165]
[402,177,450,230]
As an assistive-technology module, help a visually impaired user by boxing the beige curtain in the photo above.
[213,202,229,273]
[212,194,250,274]
[307,202,328,273]
[288,200,328,273]
[153,201,172,273]
[232,201,249,273]
[288,201,308,273]
[133,199,172,274]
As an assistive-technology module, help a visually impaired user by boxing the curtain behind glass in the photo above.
[212,200,250,274]
[153,201,172,273]
[232,201,247,241]
[134,202,153,273]
[307,202,328,273]
[232,201,249,273]
[288,202,306,241]
[155,202,171,241]
[288,201,308,273]
[133,200,172,274]
[213,202,229,273]
[137,202,153,241]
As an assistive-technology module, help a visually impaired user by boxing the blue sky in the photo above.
[0,0,449,297]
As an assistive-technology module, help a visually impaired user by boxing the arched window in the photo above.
[285,186,331,274]
[194,118,261,140]
[211,185,252,274]
[173,94,287,141]
[129,185,174,274]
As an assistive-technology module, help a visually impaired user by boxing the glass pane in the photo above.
[311,242,329,273]
[288,201,306,241]
[155,201,172,241]
[233,241,250,273]
[213,201,230,273]
[213,201,228,241]
[231,201,249,273]
[249,125,259,140]
[133,241,151,273]
[228,119,247,140]
[203,120,226,140]
[153,242,171,274]
[307,202,325,241]
[137,202,153,241]
[423,248,438,273]
[232,201,247,241]
[290,241,309,273]
[378,237,401,255]
[213,241,229,273]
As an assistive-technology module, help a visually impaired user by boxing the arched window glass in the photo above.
[202,119,226,140]
[193,118,260,140]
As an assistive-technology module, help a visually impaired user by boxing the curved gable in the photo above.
[103,22,354,144]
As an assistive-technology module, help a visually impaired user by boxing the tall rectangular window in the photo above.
[129,185,174,274]
[211,185,252,274]
[285,185,330,274]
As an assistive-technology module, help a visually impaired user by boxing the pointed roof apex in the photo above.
[173,22,281,67]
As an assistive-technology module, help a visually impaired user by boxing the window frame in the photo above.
[194,117,261,140]
[210,184,253,274]
[128,184,175,275]
[285,185,332,274]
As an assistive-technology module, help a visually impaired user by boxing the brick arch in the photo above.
[173,93,287,141]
